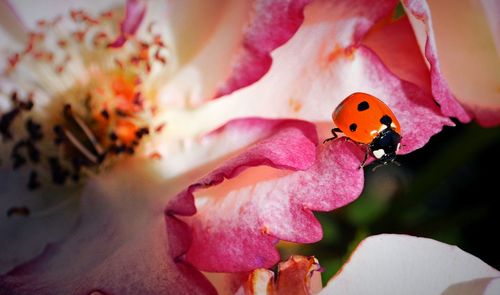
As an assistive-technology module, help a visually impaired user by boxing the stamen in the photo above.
[62,127,99,164]
[53,125,65,145]
[48,157,69,185]
[26,119,43,141]
[1,7,169,193]
[27,170,41,190]
[70,111,104,155]
[0,109,20,140]
[7,206,30,218]
[11,142,27,169]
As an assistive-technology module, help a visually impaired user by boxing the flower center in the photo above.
[1,9,169,191]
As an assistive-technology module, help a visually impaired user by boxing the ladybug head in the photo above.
[369,128,401,165]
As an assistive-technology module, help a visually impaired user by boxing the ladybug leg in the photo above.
[359,148,370,169]
[323,128,342,144]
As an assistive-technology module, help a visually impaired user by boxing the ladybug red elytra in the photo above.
[324,92,402,168]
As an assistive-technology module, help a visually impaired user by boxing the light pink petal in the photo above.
[403,0,500,125]
[482,0,500,57]
[159,0,309,107]
[177,0,452,154]
[108,0,147,48]
[180,120,364,271]
[321,234,500,294]
[0,159,216,295]
[0,0,28,45]
[402,0,470,122]
[362,14,431,94]
[204,272,249,295]
[215,0,311,97]
[159,118,317,215]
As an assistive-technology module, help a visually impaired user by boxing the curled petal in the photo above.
[215,0,311,97]
[322,234,500,294]
[172,0,452,154]
[0,160,216,295]
[181,119,364,271]
[163,117,317,215]
[108,0,147,48]
[362,13,431,94]
[159,0,310,107]
[237,256,322,295]
[404,0,500,125]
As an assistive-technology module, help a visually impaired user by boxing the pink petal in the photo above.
[469,105,500,127]
[0,0,28,44]
[362,14,431,94]
[180,119,364,271]
[403,0,500,125]
[215,0,311,97]
[159,0,309,107]
[0,160,216,295]
[174,0,455,273]
[188,0,452,154]
[203,272,248,295]
[482,0,500,58]
[322,234,500,294]
[108,0,147,48]
[402,0,470,122]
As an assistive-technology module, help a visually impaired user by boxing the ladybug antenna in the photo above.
[372,160,401,172]
[371,163,384,172]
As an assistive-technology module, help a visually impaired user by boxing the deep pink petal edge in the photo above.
[356,45,453,155]
[174,118,319,215]
[403,0,472,123]
[214,0,311,97]
[470,105,500,127]
[108,0,147,48]
[177,118,365,272]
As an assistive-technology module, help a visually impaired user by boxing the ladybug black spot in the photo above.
[357,101,369,111]
[380,115,392,126]
[349,123,357,132]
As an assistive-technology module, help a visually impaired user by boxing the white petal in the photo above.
[7,0,123,29]
[0,168,79,274]
[321,234,500,295]
[158,0,253,107]
[485,277,500,295]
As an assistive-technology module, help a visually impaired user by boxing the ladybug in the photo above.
[324,92,402,168]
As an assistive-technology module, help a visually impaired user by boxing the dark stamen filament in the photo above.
[63,128,99,164]
[70,112,104,155]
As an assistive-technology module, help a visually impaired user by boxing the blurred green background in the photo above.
[279,121,500,284]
